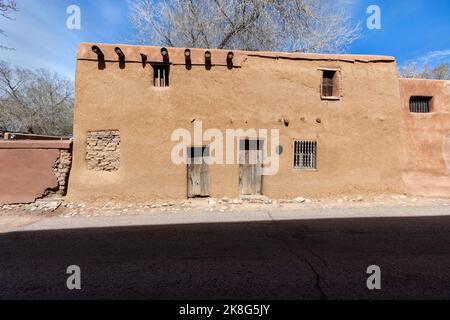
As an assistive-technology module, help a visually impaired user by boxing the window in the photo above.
[409,96,432,113]
[239,139,263,151]
[321,70,340,98]
[153,64,169,87]
[187,146,209,164]
[294,140,317,170]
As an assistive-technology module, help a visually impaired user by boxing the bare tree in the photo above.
[400,62,450,80]
[0,61,73,136]
[0,0,18,50]
[129,0,360,53]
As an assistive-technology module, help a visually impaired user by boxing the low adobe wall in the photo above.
[400,78,450,197]
[0,140,72,205]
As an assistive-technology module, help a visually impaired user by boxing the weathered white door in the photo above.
[187,147,210,197]
[239,140,263,195]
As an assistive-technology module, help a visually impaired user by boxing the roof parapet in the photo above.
[78,43,396,67]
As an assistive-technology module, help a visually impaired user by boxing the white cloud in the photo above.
[416,49,450,65]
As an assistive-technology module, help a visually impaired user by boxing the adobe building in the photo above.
[67,43,410,202]
[400,78,450,197]
[1,43,447,205]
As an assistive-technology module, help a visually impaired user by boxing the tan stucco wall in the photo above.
[400,78,450,197]
[68,44,405,202]
[0,140,72,204]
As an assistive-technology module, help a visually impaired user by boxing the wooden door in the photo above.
[187,146,210,198]
[239,140,263,195]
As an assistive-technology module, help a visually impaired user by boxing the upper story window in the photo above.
[321,70,340,99]
[409,96,432,113]
[153,64,169,87]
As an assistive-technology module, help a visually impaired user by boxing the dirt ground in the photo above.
[1,194,450,220]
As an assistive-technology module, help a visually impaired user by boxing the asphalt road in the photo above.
[2,205,450,299]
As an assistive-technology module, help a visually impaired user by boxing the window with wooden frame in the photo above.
[293,140,317,170]
[409,96,432,113]
[321,69,340,99]
[153,64,169,87]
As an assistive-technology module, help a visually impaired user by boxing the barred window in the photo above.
[294,141,317,170]
[153,64,169,87]
[409,96,431,113]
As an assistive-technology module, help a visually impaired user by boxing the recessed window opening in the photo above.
[153,64,169,87]
[294,140,317,170]
[322,70,338,97]
[239,139,263,151]
[187,146,209,164]
[409,96,432,113]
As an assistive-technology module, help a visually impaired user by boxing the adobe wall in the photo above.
[400,78,450,197]
[0,140,72,204]
[67,44,405,202]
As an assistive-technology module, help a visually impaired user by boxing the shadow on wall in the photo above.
[2,215,450,300]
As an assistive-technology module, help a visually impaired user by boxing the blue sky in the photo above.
[0,0,449,79]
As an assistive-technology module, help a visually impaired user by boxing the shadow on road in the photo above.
[1,215,450,299]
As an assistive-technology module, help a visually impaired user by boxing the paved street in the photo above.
[1,205,450,299]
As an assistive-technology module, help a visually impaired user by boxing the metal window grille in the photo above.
[322,71,336,97]
[409,97,431,113]
[153,65,169,87]
[294,141,317,169]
